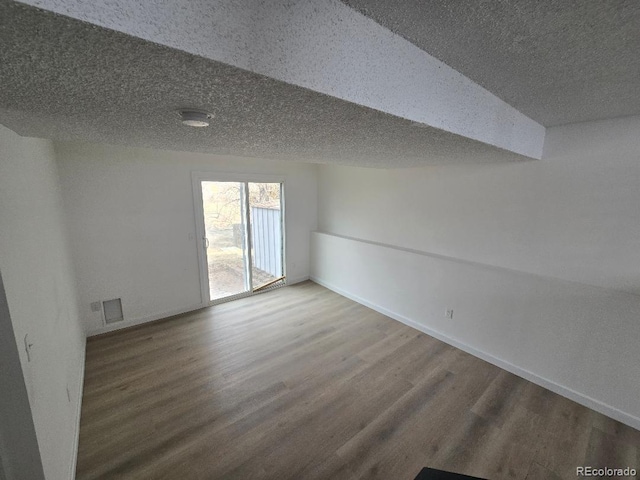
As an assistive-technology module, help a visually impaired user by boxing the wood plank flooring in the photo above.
[76,282,640,479]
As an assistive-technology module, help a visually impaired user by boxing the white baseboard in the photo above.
[69,337,86,480]
[87,275,311,337]
[87,302,206,337]
[311,275,640,431]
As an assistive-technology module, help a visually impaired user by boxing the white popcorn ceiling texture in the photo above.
[0,2,532,167]
[1,0,638,166]
[342,0,640,127]
[12,0,545,159]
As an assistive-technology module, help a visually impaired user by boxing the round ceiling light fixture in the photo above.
[179,110,213,127]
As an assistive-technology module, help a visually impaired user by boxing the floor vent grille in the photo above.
[103,298,124,324]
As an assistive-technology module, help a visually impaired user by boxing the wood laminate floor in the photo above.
[77,282,640,480]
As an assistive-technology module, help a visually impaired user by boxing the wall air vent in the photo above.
[103,298,124,324]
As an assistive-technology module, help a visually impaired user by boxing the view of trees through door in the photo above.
[200,181,284,302]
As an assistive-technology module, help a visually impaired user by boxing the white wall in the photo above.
[318,115,640,295]
[55,142,318,335]
[0,272,45,480]
[314,115,640,427]
[0,125,85,479]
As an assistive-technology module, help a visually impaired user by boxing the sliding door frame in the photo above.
[191,172,287,306]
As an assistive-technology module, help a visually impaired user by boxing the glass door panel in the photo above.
[248,182,284,290]
[201,181,249,301]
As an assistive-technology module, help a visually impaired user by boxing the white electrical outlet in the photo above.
[445,309,454,319]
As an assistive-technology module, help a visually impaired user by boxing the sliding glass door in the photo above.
[194,176,284,304]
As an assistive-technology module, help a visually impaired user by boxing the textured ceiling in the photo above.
[4,0,636,165]
[8,0,544,159]
[0,2,531,167]
[342,0,640,126]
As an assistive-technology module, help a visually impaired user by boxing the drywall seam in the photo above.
[310,275,640,431]
[68,338,85,480]
[317,232,640,299]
